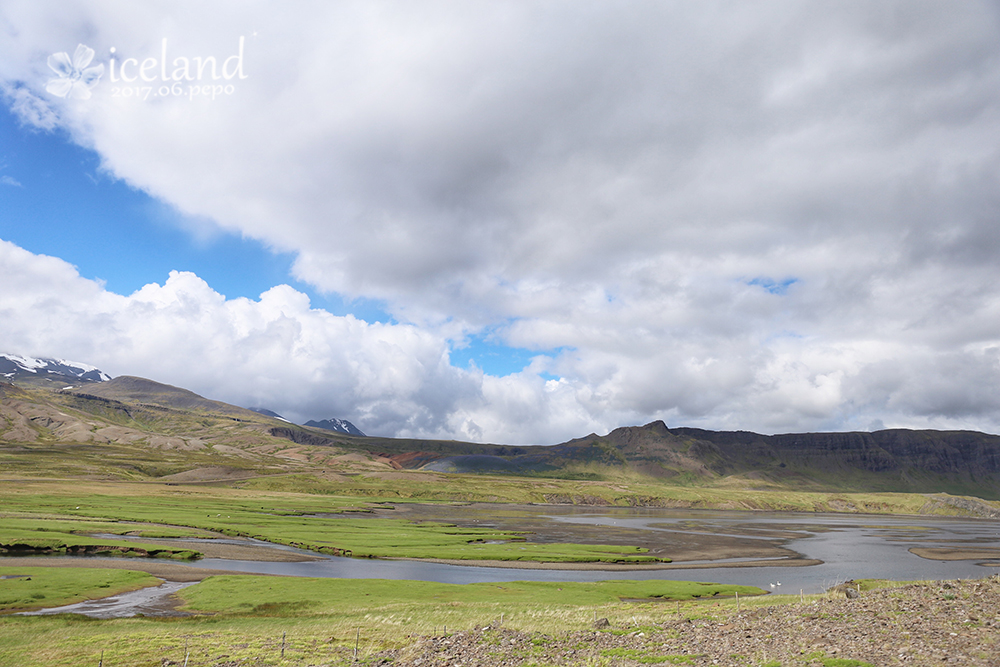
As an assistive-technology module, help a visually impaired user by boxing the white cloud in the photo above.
[3,237,1000,441]
[3,2,1000,440]
[0,239,478,435]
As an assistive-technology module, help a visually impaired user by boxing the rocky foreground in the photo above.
[376,576,1000,667]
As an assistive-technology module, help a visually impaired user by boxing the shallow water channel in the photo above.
[15,507,1000,617]
[19,580,196,619]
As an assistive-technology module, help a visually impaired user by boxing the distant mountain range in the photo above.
[382,420,1000,498]
[2,351,999,499]
[0,353,358,432]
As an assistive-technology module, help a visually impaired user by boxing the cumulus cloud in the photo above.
[0,239,478,435]
[4,237,1000,440]
[3,2,1000,440]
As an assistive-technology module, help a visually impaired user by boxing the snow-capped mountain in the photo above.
[304,418,365,436]
[0,353,111,384]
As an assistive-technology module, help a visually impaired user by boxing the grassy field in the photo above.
[231,469,945,514]
[0,477,985,569]
[0,483,667,563]
[0,516,203,559]
[2,568,929,667]
[0,568,764,666]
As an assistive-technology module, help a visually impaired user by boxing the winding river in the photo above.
[13,507,1000,617]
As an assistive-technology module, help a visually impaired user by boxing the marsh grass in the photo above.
[0,567,158,612]
[0,484,667,563]
[181,575,762,616]
[0,517,203,559]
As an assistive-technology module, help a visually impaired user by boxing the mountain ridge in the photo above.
[0,352,111,387]
[305,418,365,436]
[2,354,999,499]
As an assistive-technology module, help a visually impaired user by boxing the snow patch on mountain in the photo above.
[304,418,366,436]
[0,353,112,383]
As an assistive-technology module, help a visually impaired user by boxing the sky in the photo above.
[2,1,1000,444]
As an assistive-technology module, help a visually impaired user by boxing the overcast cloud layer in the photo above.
[2,1,1000,442]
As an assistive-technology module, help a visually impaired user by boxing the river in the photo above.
[13,507,1000,619]
[168,508,1000,593]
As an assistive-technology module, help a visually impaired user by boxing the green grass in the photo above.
[0,567,159,612]
[180,576,763,616]
[0,484,667,563]
[0,571,763,666]
[0,517,201,559]
[0,479,977,568]
[802,653,876,667]
[601,648,698,663]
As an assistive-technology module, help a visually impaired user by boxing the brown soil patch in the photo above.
[158,467,253,482]
[361,471,442,482]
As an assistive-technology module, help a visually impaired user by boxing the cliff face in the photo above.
[585,422,1000,497]
[660,426,1000,476]
[366,420,1000,497]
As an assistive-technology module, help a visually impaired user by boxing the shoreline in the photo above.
[385,556,824,570]
[0,556,264,582]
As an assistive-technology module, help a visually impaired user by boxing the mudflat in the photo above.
[391,556,822,570]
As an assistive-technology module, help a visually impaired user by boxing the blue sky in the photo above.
[0,103,393,322]
[0,100,553,379]
[1,2,1000,442]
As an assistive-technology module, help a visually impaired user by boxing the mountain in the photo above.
[0,353,111,387]
[248,407,289,422]
[67,376,264,420]
[380,420,1000,499]
[3,352,1000,501]
[304,418,365,436]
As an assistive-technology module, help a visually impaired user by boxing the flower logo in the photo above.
[46,44,104,99]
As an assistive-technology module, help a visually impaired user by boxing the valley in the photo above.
[2,356,1000,665]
